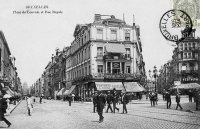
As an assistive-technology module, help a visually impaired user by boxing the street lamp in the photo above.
[153,66,158,92]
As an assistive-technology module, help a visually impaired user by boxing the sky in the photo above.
[0,0,198,86]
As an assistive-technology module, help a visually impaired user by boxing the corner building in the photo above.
[66,14,146,101]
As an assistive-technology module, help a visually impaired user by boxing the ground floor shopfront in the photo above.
[72,80,146,101]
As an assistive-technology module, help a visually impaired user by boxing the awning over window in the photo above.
[4,86,14,97]
[95,82,124,90]
[64,85,76,95]
[124,82,146,92]
[105,43,126,53]
[173,83,200,89]
[57,88,65,96]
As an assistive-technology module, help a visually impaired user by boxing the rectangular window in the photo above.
[125,33,130,41]
[126,66,131,73]
[96,28,103,40]
[97,47,103,57]
[188,52,191,58]
[97,65,103,73]
[184,53,187,59]
[125,48,130,59]
[110,29,117,41]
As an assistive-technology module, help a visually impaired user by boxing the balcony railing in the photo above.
[180,70,198,74]
[92,73,140,80]
[103,55,131,60]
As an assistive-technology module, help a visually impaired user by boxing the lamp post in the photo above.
[153,66,158,92]
[149,66,158,92]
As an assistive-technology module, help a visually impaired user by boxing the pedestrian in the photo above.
[26,94,33,116]
[155,92,158,105]
[105,91,113,113]
[121,91,129,114]
[39,96,42,104]
[68,94,72,106]
[162,90,165,101]
[175,92,183,110]
[0,91,11,128]
[72,94,75,103]
[149,92,155,107]
[6,98,10,114]
[92,91,98,113]
[194,89,200,111]
[188,90,193,102]
[112,88,119,113]
[165,90,171,109]
[96,90,106,123]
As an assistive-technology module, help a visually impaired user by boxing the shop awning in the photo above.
[65,85,76,95]
[124,82,146,92]
[173,83,200,89]
[105,43,126,53]
[95,82,124,90]
[57,88,65,96]
[4,86,14,97]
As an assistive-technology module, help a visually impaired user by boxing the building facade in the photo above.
[65,14,146,101]
[157,29,200,91]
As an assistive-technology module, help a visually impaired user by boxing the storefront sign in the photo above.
[95,82,124,90]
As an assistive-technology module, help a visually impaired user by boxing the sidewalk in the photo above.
[5,100,22,116]
[130,94,200,114]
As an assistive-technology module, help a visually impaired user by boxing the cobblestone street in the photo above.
[1,96,200,129]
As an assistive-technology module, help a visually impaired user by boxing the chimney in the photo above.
[94,14,101,21]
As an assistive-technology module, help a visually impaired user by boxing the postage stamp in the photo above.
[172,0,200,27]
[159,9,193,42]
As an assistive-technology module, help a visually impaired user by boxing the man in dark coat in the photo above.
[96,90,106,123]
[165,90,171,109]
[92,91,98,113]
[68,94,72,106]
[0,91,11,128]
[175,92,183,110]
[112,88,119,113]
[105,91,113,113]
[121,91,129,114]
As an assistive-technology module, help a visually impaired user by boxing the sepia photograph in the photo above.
[0,0,200,128]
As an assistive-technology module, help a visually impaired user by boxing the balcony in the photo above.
[92,73,140,80]
[177,56,198,61]
[180,70,198,74]
[103,55,131,61]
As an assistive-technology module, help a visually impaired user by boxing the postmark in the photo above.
[159,9,193,42]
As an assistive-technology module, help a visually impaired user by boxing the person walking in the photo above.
[0,91,11,128]
[39,96,42,104]
[96,90,106,123]
[121,91,129,114]
[175,92,183,110]
[188,90,193,102]
[68,94,72,106]
[165,90,171,109]
[112,88,119,113]
[92,91,98,113]
[26,94,33,116]
[149,91,153,107]
[105,91,113,113]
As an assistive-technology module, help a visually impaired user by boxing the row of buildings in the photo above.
[31,14,146,100]
[157,29,200,93]
[0,31,22,97]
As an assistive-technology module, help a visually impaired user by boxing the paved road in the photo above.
[1,98,200,129]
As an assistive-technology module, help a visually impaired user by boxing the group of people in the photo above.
[92,88,129,123]
[149,91,158,107]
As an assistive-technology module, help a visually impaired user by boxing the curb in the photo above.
[9,100,22,113]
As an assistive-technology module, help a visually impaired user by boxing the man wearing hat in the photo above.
[105,91,113,113]
[92,91,98,113]
[121,91,129,114]
[0,91,11,127]
[112,88,119,113]
[96,90,106,123]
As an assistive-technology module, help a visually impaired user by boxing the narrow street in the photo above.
[2,97,200,129]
